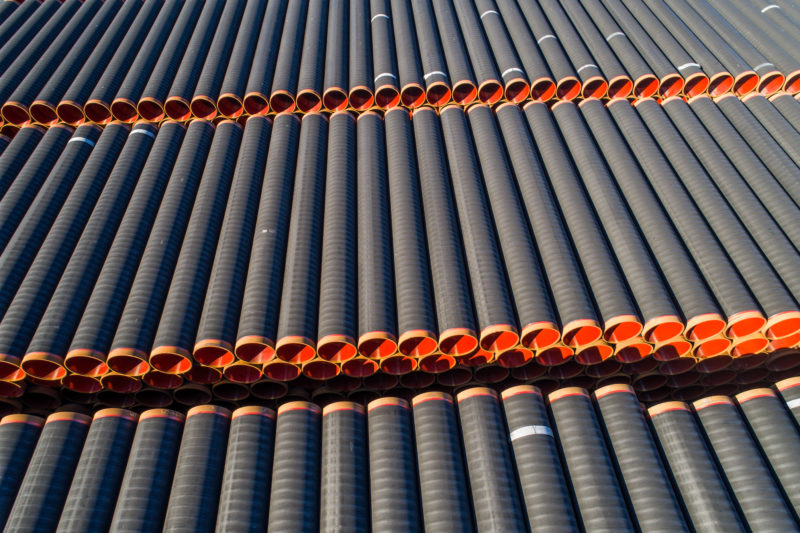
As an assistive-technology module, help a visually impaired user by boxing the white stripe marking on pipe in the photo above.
[787,398,800,410]
[501,67,524,78]
[605,31,625,41]
[537,34,556,44]
[677,62,701,71]
[374,72,397,83]
[130,128,156,139]
[510,425,553,441]
[480,9,499,19]
[753,62,775,71]
[424,70,447,81]
[68,137,95,147]
[371,13,389,22]
[761,4,780,12]
[576,63,598,74]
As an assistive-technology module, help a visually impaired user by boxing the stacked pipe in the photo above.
[3,382,800,529]
[0,0,800,128]
[0,96,799,403]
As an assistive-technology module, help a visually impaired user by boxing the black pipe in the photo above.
[736,388,800,518]
[705,0,800,93]
[581,0,658,97]
[356,112,397,359]
[525,102,638,346]
[66,122,185,378]
[0,0,89,123]
[431,0,477,104]
[559,0,634,98]
[316,112,357,363]
[410,108,476,357]
[669,0,777,94]
[411,392,473,532]
[268,0,308,114]
[295,0,328,113]
[111,0,185,122]
[501,385,579,532]
[0,414,44,529]
[20,0,121,125]
[687,95,800,247]
[0,0,39,44]
[718,94,800,196]
[163,0,225,121]
[468,105,558,355]
[56,409,138,533]
[189,0,246,120]
[108,409,185,533]
[384,108,437,360]
[367,397,421,532]
[320,402,368,533]
[738,0,800,47]
[492,0,554,101]
[107,120,214,376]
[51,0,144,125]
[580,100,723,341]
[770,92,800,131]
[477,0,532,102]
[2,412,91,532]
[633,99,798,340]
[452,0,503,104]
[194,116,272,368]
[457,388,526,532]
[743,94,800,168]
[267,402,322,533]
[694,396,797,530]
[410,0,451,105]
[553,101,683,343]
[549,387,635,532]
[0,124,45,201]
[511,0,579,100]
[0,0,61,77]
[151,121,242,373]
[236,113,300,365]
[22,123,156,381]
[275,113,328,363]
[243,0,288,115]
[349,0,374,110]
[664,97,800,311]
[370,0,400,109]
[0,124,102,322]
[136,0,205,122]
[389,0,425,107]
[322,0,349,111]
[777,377,800,425]
[495,103,598,349]
[440,106,518,354]
[216,0,267,118]
[594,384,689,531]
[648,401,746,532]
[81,0,164,124]
[162,406,231,533]
[215,406,276,533]
[601,0,692,97]
[605,100,755,339]
[538,0,607,98]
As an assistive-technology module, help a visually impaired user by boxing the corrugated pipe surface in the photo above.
[2,383,800,530]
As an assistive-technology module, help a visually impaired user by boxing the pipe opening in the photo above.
[452,80,477,104]
[110,99,139,122]
[55,101,84,125]
[243,92,270,115]
[322,88,348,111]
[349,87,374,110]
[190,96,217,119]
[478,80,503,104]
[400,84,426,108]
[425,82,451,106]
[296,90,322,113]
[375,85,401,109]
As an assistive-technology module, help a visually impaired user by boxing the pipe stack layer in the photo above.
[1,0,800,133]
[0,92,798,407]
[1,382,800,530]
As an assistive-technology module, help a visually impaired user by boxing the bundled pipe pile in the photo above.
[2,381,800,531]
[0,90,799,408]
[0,0,800,133]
